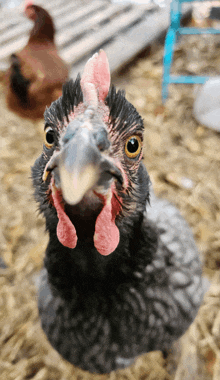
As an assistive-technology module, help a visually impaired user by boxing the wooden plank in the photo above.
[55,1,107,29]
[51,1,83,18]
[0,0,73,21]
[70,4,192,78]
[0,14,23,32]
[0,0,61,21]
[0,36,28,63]
[61,4,154,65]
[106,3,192,74]
[0,0,190,78]
[0,21,31,47]
[0,1,105,61]
[0,0,83,46]
[0,8,20,23]
[56,2,132,47]
[105,8,172,74]
[0,0,78,35]
[43,0,74,12]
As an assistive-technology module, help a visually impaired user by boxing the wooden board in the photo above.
[0,0,191,76]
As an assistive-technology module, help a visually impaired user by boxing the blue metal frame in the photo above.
[162,0,220,102]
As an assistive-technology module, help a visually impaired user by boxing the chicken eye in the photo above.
[125,135,142,158]
[44,127,55,148]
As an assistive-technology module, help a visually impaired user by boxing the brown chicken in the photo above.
[5,1,69,120]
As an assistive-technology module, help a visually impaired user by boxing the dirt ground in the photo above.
[0,34,220,380]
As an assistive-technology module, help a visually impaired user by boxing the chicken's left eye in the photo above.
[125,135,142,158]
[44,127,55,148]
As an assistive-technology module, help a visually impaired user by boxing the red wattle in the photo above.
[52,188,77,249]
[94,192,120,256]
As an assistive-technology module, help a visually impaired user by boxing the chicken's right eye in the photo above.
[44,127,55,148]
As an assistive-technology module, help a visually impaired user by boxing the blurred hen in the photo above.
[5,1,68,120]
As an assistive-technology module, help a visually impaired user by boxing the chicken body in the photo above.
[32,51,205,374]
[5,4,68,120]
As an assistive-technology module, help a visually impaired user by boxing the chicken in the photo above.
[32,50,206,374]
[5,2,68,120]
[194,77,220,132]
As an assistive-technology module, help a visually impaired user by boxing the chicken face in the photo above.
[32,51,149,256]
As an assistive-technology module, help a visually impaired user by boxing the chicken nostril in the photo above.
[97,141,108,152]
[62,122,76,145]
[95,128,110,152]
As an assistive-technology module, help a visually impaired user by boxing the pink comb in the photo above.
[24,0,33,10]
[81,50,110,107]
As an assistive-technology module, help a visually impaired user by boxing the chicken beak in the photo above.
[59,128,100,205]
[54,124,123,205]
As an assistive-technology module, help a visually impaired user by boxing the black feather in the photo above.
[44,76,83,126]
[9,54,30,105]
[106,86,144,137]
[44,77,143,139]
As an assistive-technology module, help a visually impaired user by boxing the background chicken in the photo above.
[4,1,68,120]
[31,50,206,374]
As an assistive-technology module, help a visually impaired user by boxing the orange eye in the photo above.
[125,135,142,158]
[44,126,55,148]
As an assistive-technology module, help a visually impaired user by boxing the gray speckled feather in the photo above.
[35,190,207,373]
[145,189,208,325]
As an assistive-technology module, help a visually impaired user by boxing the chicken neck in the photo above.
[28,5,55,44]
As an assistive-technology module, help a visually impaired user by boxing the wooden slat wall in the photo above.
[0,0,158,72]
[56,3,132,47]
[0,0,190,77]
[61,4,155,64]
[55,1,107,30]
